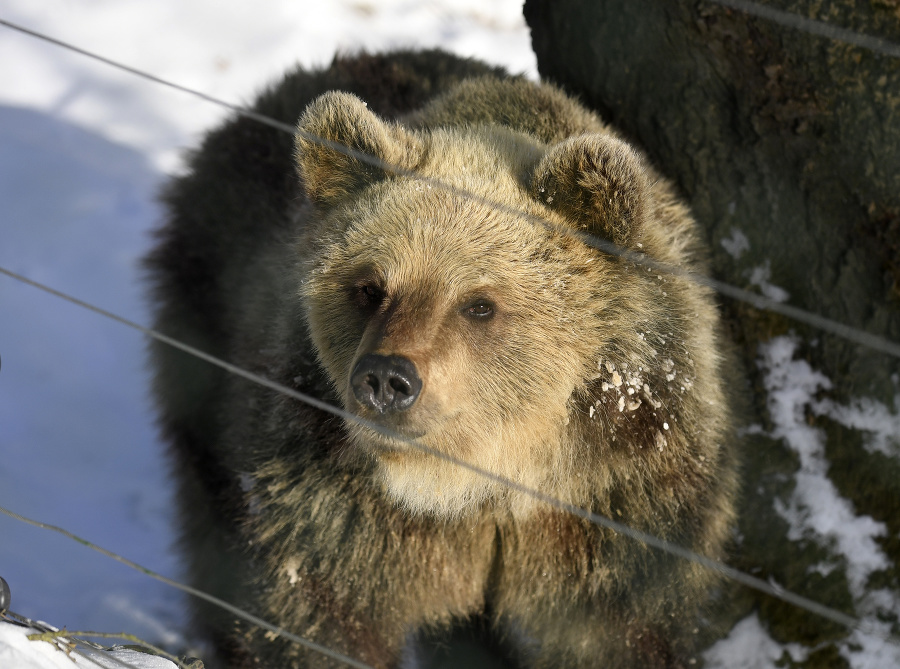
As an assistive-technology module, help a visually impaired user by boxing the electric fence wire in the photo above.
[0,503,375,669]
[1,4,899,662]
[712,0,900,59]
[1,15,899,359]
[0,264,881,643]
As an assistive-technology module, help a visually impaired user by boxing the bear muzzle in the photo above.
[350,353,423,414]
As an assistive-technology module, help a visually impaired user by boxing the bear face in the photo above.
[295,93,673,518]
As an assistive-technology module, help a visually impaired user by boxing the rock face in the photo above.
[525,0,900,662]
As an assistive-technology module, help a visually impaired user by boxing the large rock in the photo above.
[525,0,900,663]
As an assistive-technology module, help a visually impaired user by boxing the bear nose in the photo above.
[350,354,422,414]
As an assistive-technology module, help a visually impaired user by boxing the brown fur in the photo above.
[147,51,739,668]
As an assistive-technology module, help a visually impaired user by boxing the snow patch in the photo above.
[814,394,900,458]
[704,613,808,668]
[759,337,888,598]
[747,260,790,303]
[841,615,900,669]
[721,226,750,260]
[0,621,178,669]
[756,337,900,667]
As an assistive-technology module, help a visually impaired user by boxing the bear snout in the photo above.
[351,353,423,414]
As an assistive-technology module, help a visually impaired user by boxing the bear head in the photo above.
[294,91,661,518]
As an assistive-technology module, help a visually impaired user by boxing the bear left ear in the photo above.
[530,134,649,249]
[295,91,423,206]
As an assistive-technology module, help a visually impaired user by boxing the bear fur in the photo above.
[146,50,739,669]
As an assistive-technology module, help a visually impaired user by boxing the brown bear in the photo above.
[146,50,739,669]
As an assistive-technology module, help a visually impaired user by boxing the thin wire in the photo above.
[0,504,375,669]
[0,265,871,637]
[2,17,898,360]
[1,12,898,646]
[711,0,900,58]
[568,237,900,359]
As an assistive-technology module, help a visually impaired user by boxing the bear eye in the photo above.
[355,283,385,309]
[463,300,494,320]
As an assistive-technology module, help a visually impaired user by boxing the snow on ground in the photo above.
[704,613,808,669]
[732,336,900,668]
[0,103,186,646]
[0,621,179,669]
[703,337,900,668]
[1,0,898,666]
[0,0,537,173]
[746,260,790,303]
[760,337,890,600]
[816,389,900,459]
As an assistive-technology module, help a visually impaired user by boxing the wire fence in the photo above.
[1,1,899,666]
[0,263,870,636]
[714,0,900,59]
[3,11,900,360]
[0,507,374,669]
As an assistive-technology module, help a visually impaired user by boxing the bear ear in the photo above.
[295,91,423,206]
[530,134,649,249]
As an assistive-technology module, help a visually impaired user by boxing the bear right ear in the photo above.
[295,91,423,206]
[529,134,649,249]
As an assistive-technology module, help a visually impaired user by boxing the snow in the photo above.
[759,337,889,598]
[720,226,750,260]
[0,103,185,645]
[816,389,900,458]
[704,613,808,669]
[747,260,790,303]
[0,621,177,669]
[703,338,900,669]
[0,0,537,173]
[0,1,897,666]
[719,224,790,302]
[754,336,900,667]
